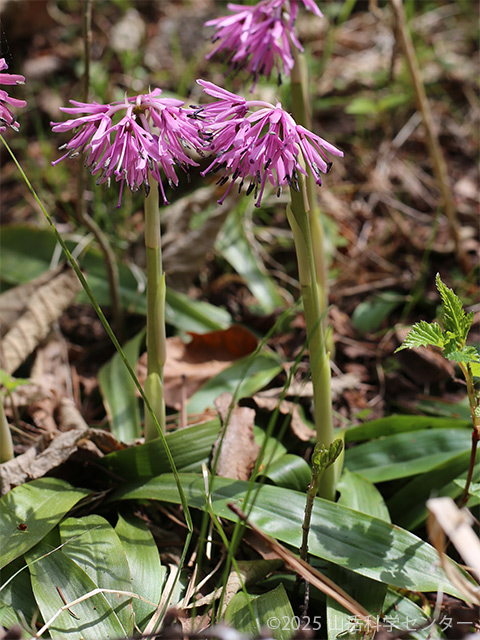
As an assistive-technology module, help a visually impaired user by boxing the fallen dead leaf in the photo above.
[253,372,362,441]
[0,266,81,375]
[162,185,231,292]
[0,398,123,495]
[211,392,260,481]
[0,266,69,338]
[254,371,362,402]
[427,497,480,605]
[159,325,258,410]
[26,332,72,432]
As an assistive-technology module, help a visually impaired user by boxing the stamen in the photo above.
[217,175,229,186]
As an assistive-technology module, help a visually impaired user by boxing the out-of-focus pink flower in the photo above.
[195,79,342,207]
[51,90,203,207]
[205,0,322,88]
[0,58,27,132]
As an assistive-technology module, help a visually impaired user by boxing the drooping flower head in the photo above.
[0,58,27,132]
[205,0,323,88]
[51,90,203,207]
[193,80,343,207]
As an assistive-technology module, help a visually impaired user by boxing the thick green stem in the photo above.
[290,47,329,321]
[0,397,14,463]
[288,47,337,499]
[287,191,335,501]
[144,182,166,439]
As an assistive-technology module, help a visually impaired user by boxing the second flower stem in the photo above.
[290,46,329,325]
[288,186,335,502]
[289,47,337,500]
[144,181,166,439]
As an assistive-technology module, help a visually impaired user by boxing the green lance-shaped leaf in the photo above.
[110,473,474,598]
[26,535,129,640]
[225,583,295,640]
[115,513,163,630]
[435,273,473,342]
[0,478,89,570]
[59,515,134,636]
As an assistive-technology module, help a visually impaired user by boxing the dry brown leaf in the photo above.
[0,266,81,375]
[0,426,85,495]
[26,333,72,432]
[253,373,362,441]
[251,395,316,442]
[0,266,69,338]
[254,372,362,403]
[0,399,122,495]
[427,497,480,604]
[290,405,316,441]
[161,326,258,410]
[211,392,259,481]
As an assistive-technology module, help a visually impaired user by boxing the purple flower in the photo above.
[0,58,27,132]
[205,0,322,88]
[195,80,342,207]
[51,90,203,207]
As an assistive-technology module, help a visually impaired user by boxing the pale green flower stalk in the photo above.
[51,91,204,440]
[288,49,339,499]
[203,0,342,499]
[287,185,336,501]
[144,179,166,439]
[195,78,343,500]
[290,47,329,323]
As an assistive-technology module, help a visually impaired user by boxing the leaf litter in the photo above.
[0,0,479,637]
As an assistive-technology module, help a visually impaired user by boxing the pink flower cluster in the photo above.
[0,58,27,132]
[194,80,343,207]
[51,80,341,208]
[205,0,323,87]
[51,90,203,207]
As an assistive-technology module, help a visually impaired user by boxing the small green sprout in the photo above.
[396,273,479,376]
[396,274,479,506]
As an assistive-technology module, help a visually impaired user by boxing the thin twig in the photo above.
[227,502,372,627]
[458,362,480,507]
[389,0,470,273]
